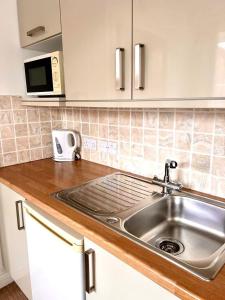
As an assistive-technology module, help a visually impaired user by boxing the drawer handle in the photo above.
[85,249,95,293]
[27,26,45,37]
[134,43,145,90]
[15,200,25,230]
[115,48,125,90]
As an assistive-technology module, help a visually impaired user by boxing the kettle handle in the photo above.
[67,131,77,149]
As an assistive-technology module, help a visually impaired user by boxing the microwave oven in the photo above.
[24,51,65,97]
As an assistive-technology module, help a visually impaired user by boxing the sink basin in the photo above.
[123,195,225,280]
[53,173,225,281]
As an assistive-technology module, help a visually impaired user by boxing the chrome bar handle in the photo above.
[27,26,45,37]
[115,48,125,90]
[85,249,95,293]
[15,200,25,230]
[134,44,145,90]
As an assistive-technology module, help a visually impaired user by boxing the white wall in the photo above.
[0,0,41,95]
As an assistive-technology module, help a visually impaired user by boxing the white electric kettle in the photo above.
[52,129,81,162]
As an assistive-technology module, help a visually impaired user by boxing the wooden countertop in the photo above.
[0,159,224,300]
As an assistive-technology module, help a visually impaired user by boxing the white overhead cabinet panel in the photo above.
[133,0,225,99]
[17,0,61,47]
[61,0,132,101]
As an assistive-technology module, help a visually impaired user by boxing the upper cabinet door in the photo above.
[61,0,132,101]
[133,0,225,99]
[17,0,61,47]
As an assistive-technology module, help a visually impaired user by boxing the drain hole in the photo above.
[155,238,184,256]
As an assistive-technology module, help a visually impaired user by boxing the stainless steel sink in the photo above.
[123,195,225,280]
[53,173,225,281]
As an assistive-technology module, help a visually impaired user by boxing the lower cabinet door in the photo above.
[84,238,178,300]
[0,184,32,299]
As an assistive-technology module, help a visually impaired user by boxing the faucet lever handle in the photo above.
[169,160,177,169]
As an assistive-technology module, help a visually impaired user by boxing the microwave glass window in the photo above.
[29,66,47,87]
[25,57,53,93]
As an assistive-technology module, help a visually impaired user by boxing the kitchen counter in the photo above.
[0,159,224,300]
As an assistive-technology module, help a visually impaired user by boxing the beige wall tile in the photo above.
[2,139,16,153]
[194,112,214,133]
[29,136,42,149]
[51,108,62,121]
[29,123,41,136]
[3,152,17,166]
[43,146,53,158]
[174,150,190,169]
[0,96,11,109]
[176,111,193,131]
[211,176,225,198]
[159,130,174,148]
[0,111,13,124]
[30,148,43,160]
[119,110,130,126]
[27,109,39,122]
[144,129,157,146]
[81,109,89,123]
[40,122,51,135]
[89,110,98,123]
[18,150,30,163]
[52,121,63,130]
[191,153,211,173]
[0,125,15,139]
[108,126,118,140]
[215,113,225,134]
[98,110,109,124]
[13,110,27,123]
[159,112,174,129]
[81,123,89,135]
[90,124,99,137]
[119,142,130,156]
[143,110,158,129]
[175,132,192,151]
[131,111,143,127]
[109,110,118,125]
[40,108,51,121]
[190,171,211,194]
[119,126,130,142]
[65,109,74,122]
[214,135,225,156]
[212,156,225,177]
[131,143,143,158]
[42,134,52,147]
[16,137,29,150]
[144,146,157,161]
[11,96,23,109]
[131,128,143,144]
[99,125,108,139]
[193,134,212,154]
[15,124,28,137]
[73,108,80,122]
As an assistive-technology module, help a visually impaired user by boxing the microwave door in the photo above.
[24,57,54,96]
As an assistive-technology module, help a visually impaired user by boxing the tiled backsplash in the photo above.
[0,96,61,166]
[62,107,225,198]
[0,96,225,198]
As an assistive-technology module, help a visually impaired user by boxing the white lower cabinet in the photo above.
[0,184,32,299]
[84,238,178,300]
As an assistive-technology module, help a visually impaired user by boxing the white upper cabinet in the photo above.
[61,0,132,101]
[17,0,61,47]
[133,0,225,99]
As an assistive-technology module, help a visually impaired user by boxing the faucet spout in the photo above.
[152,159,181,194]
